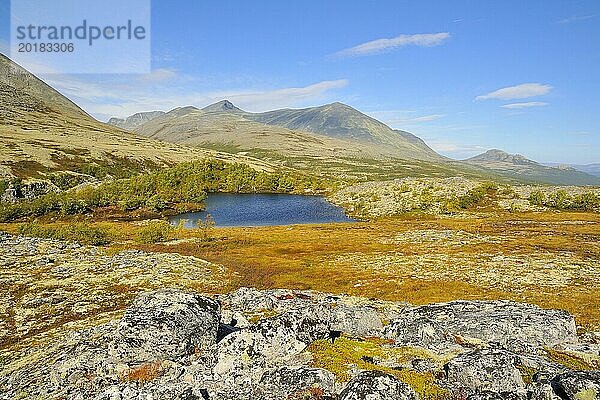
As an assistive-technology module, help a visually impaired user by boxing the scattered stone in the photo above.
[338,370,418,400]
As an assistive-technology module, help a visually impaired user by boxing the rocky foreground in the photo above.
[1,285,599,400]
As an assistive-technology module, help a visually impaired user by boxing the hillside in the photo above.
[465,149,600,185]
[0,54,271,179]
[116,101,514,181]
[244,102,441,159]
[107,111,166,130]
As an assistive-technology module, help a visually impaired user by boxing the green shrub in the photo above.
[196,214,215,242]
[571,192,600,211]
[135,220,174,243]
[18,222,110,245]
[548,190,571,210]
[0,159,329,222]
[528,190,546,206]
[48,172,89,191]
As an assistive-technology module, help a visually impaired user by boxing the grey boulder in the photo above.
[339,370,419,400]
[384,300,577,354]
[111,288,220,363]
[551,371,600,400]
[445,349,525,394]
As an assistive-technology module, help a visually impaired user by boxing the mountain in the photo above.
[202,100,242,113]
[107,111,165,130]
[0,54,269,179]
[465,149,599,185]
[244,102,441,159]
[113,101,599,184]
[468,149,539,166]
[112,100,476,180]
[117,100,441,160]
[545,162,600,177]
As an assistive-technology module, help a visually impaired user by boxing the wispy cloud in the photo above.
[475,83,552,101]
[42,74,349,120]
[335,32,450,57]
[137,68,178,83]
[369,110,446,127]
[403,114,446,123]
[500,101,548,109]
[558,14,596,24]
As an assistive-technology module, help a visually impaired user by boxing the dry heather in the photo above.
[1,203,598,371]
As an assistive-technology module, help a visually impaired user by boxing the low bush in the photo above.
[134,220,174,243]
[528,189,599,211]
[18,222,111,245]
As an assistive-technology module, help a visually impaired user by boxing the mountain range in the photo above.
[0,52,597,185]
[109,100,599,185]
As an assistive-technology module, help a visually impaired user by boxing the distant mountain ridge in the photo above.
[108,111,166,130]
[468,149,539,166]
[110,100,442,161]
[545,162,600,177]
[465,149,599,185]
[108,101,600,185]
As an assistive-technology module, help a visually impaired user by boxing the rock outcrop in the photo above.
[1,287,598,400]
[383,300,577,354]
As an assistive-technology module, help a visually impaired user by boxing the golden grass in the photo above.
[113,211,600,331]
[1,208,598,362]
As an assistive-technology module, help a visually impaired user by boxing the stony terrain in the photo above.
[0,232,233,365]
[1,285,599,400]
[330,177,600,218]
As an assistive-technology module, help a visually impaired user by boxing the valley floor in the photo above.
[1,210,599,367]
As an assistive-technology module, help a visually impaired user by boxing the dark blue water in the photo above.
[169,193,355,228]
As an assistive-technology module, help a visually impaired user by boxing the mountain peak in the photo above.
[468,149,539,166]
[202,100,242,113]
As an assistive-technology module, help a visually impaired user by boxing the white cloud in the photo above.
[475,83,552,101]
[500,101,548,109]
[137,68,178,83]
[369,110,446,127]
[558,14,596,24]
[41,74,349,120]
[335,32,450,57]
[424,139,487,158]
[402,114,446,123]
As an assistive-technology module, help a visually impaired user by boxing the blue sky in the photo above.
[1,0,599,164]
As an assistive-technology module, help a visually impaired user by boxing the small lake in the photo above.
[169,193,356,228]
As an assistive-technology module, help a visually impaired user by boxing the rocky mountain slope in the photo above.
[244,102,441,159]
[107,111,166,130]
[2,277,598,399]
[111,101,441,161]
[0,54,272,179]
[465,150,599,185]
[112,103,599,185]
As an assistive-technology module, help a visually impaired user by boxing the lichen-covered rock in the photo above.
[384,300,577,354]
[0,284,593,400]
[529,382,562,400]
[339,370,419,400]
[111,289,220,363]
[551,371,600,400]
[466,391,524,400]
[259,366,336,399]
[445,349,525,394]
